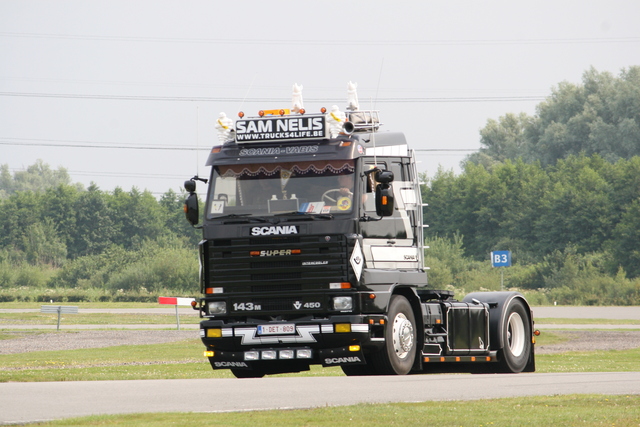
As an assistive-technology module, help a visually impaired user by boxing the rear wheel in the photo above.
[497,298,531,373]
[371,295,417,375]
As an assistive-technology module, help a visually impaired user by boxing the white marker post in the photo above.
[158,297,195,330]
[491,251,512,291]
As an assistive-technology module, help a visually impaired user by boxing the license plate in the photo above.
[257,324,296,335]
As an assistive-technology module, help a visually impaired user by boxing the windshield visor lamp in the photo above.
[332,296,353,311]
[207,301,227,315]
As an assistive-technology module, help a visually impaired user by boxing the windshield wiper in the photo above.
[274,211,334,220]
[213,214,268,223]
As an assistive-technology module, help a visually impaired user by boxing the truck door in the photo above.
[359,157,421,270]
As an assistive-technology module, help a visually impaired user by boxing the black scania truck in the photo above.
[184,89,536,378]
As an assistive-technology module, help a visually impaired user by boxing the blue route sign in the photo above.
[491,251,511,267]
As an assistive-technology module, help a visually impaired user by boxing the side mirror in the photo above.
[374,171,394,217]
[184,180,199,226]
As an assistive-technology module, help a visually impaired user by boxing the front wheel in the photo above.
[371,295,417,375]
[496,298,532,373]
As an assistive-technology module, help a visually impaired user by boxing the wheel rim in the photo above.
[506,312,526,357]
[392,313,414,359]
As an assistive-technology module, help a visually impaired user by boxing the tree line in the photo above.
[0,164,199,301]
[1,66,639,304]
[421,66,640,304]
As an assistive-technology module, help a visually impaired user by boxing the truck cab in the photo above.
[185,85,535,377]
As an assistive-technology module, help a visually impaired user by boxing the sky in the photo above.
[1,1,639,197]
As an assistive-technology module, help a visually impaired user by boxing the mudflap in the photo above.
[319,346,367,368]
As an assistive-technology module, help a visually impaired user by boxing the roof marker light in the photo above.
[238,111,244,118]
[320,107,327,113]
[258,110,265,117]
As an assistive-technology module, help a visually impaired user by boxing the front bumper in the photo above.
[199,315,385,370]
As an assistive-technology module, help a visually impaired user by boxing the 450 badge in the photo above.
[293,301,321,310]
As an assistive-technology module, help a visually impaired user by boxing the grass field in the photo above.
[25,395,640,426]
[1,331,640,382]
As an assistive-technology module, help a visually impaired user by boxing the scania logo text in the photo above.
[213,361,249,368]
[324,356,362,365]
[251,225,298,236]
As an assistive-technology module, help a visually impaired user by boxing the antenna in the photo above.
[238,74,258,114]
[370,97,377,167]
[374,58,384,110]
[196,106,200,178]
[372,58,384,167]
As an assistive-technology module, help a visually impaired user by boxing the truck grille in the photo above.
[204,234,349,293]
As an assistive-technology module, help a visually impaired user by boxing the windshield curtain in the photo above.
[207,160,355,217]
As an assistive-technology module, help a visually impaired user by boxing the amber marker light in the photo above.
[299,108,305,115]
[238,111,244,118]
[320,107,327,113]
[206,329,222,338]
[211,147,222,153]
[279,109,286,116]
[250,251,261,256]
[335,324,351,333]
[369,293,376,299]
[291,249,301,254]
[534,330,541,336]
[258,110,265,117]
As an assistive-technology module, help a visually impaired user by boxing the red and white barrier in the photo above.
[158,297,195,306]
[158,297,196,330]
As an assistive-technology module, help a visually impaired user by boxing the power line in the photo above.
[0,138,206,151]
[415,148,479,152]
[1,32,638,46]
[0,91,545,103]
[2,137,479,153]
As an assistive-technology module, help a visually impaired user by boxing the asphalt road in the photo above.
[1,306,639,424]
[2,372,639,424]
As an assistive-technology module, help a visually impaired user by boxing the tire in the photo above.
[371,295,417,375]
[497,298,531,373]
[230,368,265,379]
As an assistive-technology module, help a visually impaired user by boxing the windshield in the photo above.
[207,159,355,217]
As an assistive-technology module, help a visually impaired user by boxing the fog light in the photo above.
[207,301,227,315]
[349,345,361,352]
[206,328,222,338]
[244,351,259,361]
[262,350,277,360]
[204,350,215,358]
[297,349,312,359]
[335,323,351,333]
[279,350,294,359]
[332,296,353,311]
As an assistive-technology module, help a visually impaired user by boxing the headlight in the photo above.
[332,296,353,311]
[207,301,227,315]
